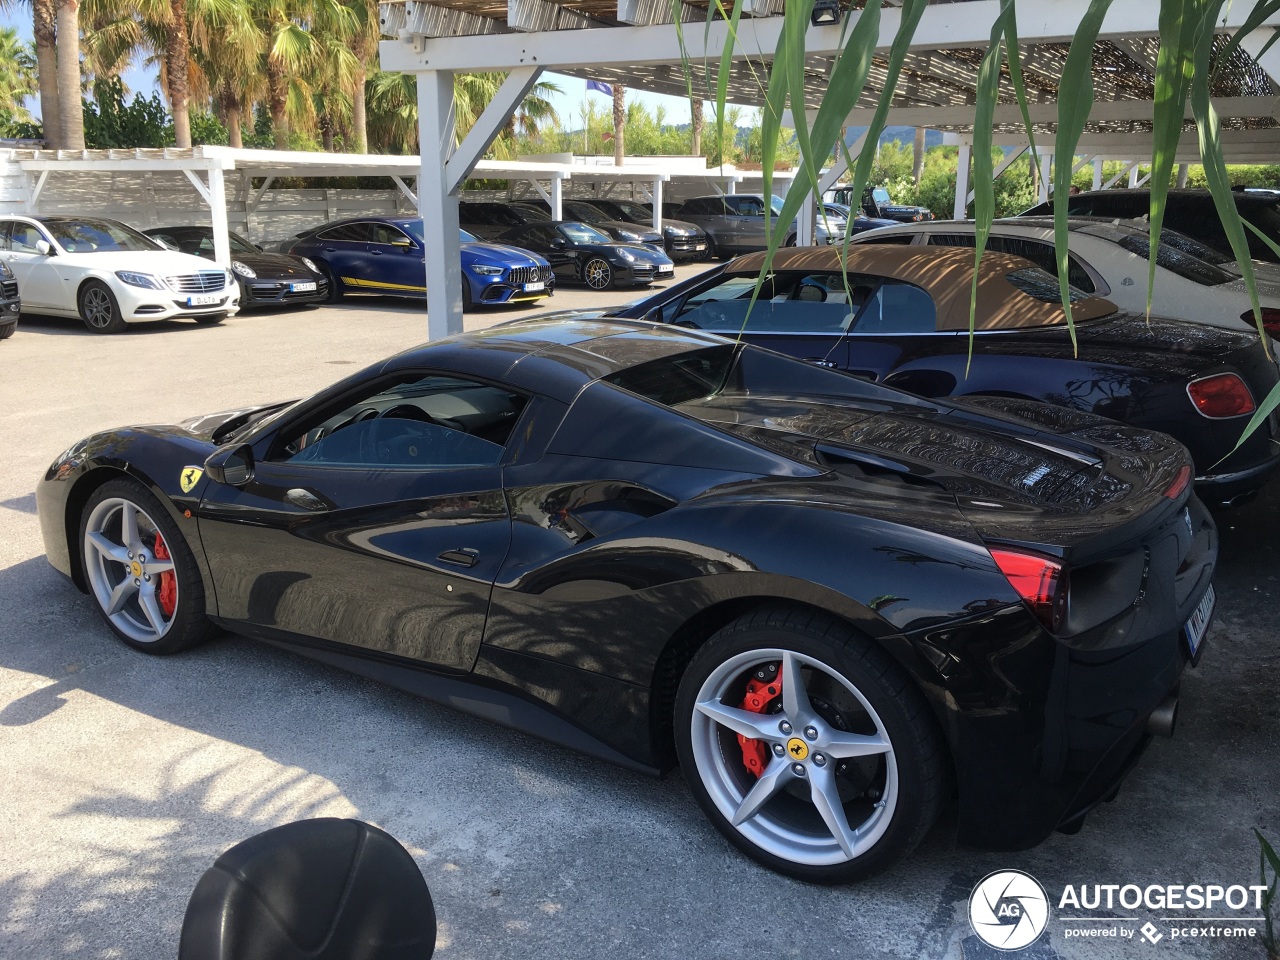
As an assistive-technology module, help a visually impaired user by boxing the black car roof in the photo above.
[380,320,729,403]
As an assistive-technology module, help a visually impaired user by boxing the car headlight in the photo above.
[469,264,505,276]
[613,248,637,263]
[0,260,11,277]
[300,257,320,273]
[115,270,166,290]
[231,260,256,279]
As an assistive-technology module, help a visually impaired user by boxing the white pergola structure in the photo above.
[382,0,1280,341]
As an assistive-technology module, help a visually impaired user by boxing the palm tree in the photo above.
[0,0,62,145]
[56,0,85,148]
[690,96,703,156]
[611,83,625,165]
[254,0,323,149]
[187,0,260,147]
[0,28,38,120]
[340,0,379,153]
[365,68,415,153]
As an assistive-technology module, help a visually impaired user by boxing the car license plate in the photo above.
[1184,584,1215,661]
[524,281,545,292]
[657,265,674,274]
[290,281,317,293]
[695,243,706,251]
[186,293,220,306]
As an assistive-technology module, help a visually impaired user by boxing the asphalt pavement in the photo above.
[0,275,1277,959]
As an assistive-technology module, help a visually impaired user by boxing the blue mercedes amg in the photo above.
[282,216,554,309]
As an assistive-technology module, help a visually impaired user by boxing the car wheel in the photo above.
[704,236,719,261]
[0,321,15,340]
[78,280,126,334]
[192,313,225,326]
[79,479,217,654]
[462,279,474,312]
[784,234,798,247]
[675,605,946,883]
[583,258,613,291]
[320,264,343,303]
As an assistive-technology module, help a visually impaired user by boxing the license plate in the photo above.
[1184,584,1215,661]
[186,293,220,306]
[290,281,317,293]
[523,281,545,292]
[657,265,674,274]
[695,243,707,250]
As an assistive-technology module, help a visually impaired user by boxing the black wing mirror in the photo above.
[204,443,254,487]
[549,238,566,250]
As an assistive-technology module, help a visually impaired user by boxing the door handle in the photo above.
[370,250,383,256]
[324,247,337,252]
[806,359,837,368]
[285,488,328,511]
[437,548,479,568]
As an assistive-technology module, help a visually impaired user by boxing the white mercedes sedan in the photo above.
[0,215,240,333]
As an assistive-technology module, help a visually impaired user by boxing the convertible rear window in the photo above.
[1005,268,1092,303]
[604,345,737,407]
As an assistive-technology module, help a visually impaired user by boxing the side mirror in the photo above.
[549,238,566,250]
[35,239,52,256]
[204,443,254,487]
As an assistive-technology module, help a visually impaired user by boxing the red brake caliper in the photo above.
[153,534,177,617]
[737,662,783,778]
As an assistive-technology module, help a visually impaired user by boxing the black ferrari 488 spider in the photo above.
[38,320,1216,882]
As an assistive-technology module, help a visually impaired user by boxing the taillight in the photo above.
[1240,308,1280,337]
[1186,373,1255,418]
[1164,464,1192,500]
[990,548,1069,633]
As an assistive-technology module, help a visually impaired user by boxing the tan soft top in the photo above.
[727,245,1118,331]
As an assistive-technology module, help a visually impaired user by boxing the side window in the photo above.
[318,223,372,243]
[939,235,1097,294]
[927,234,976,249]
[680,199,708,216]
[850,281,937,334]
[0,222,9,251]
[277,374,529,469]
[732,197,765,216]
[10,222,46,253]
[858,233,915,245]
[675,274,862,333]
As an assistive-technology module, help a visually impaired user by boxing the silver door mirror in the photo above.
[35,239,52,256]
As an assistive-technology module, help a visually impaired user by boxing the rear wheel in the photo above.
[675,606,945,883]
[78,280,126,334]
[79,479,216,654]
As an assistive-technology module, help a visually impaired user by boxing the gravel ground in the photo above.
[0,276,1277,960]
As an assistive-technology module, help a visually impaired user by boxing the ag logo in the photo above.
[969,870,1050,951]
[179,466,204,494]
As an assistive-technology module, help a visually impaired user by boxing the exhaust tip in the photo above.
[1147,696,1179,739]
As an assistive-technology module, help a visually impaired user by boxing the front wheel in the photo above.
[675,606,946,883]
[79,479,217,654]
[320,264,343,303]
[78,280,126,334]
[582,258,613,291]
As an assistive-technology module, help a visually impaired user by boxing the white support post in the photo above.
[527,178,553,205]
[418,69,464,340]
[28,170,49,214]
[818,130,867,197]
[797,190,816,247]
[726,179,737,195]
[954,141,972,220]
[391,175,419,210]
[208,167,231,267]
[1127,163,1141,187]
[182,168,212,205]
[1038,152,1052,202]
[445,66,543,194]
[1135,170,1152,188]
[651,176,663,229]
[966,145,1028,207]
[1104,160,1139,189]
[550,175,564,220]
[1092,157,1104,191]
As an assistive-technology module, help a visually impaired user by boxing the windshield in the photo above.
[566,202,607,222]
[43,218,161,253]
[228,232,258,254]
[769,196,785,216]
[459,229,478,243]
[1115,234,1234,286]
[561,222,611,244]
[611,200,651,222]
[872,188,893,206]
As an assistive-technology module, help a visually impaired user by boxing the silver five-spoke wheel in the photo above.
[690,648,898,867]
[83,497,178,643]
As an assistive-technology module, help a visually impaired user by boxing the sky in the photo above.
[1,10,696,132]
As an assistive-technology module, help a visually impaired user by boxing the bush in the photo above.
[83,77,170,149]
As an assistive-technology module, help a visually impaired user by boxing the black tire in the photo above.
[704,236,719,261]
[78,478,217,655]
[462,279,474,312]
[784,233,798,247]
[192,312,226,326]
[674,605,946,883]
[78,280,127,334]
[320,264,344,303]
[0,320,15,340]
[582,258,614,291]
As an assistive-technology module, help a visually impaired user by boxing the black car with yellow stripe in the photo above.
[283,217,553,309]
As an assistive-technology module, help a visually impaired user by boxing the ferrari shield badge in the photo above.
[179,466,204,494]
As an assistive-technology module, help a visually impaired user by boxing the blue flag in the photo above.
[587,79,613,96]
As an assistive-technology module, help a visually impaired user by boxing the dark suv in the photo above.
[1021,188,1280,263]
[674,195,800,259]
[0,259,19,341]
